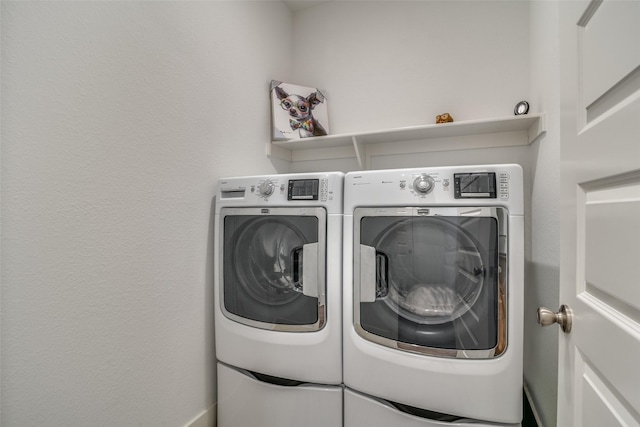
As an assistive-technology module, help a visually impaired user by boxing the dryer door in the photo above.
[221,207,326,332]
[353,207,507,358]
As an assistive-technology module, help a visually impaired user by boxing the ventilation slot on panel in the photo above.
[250,370,306,387]
[389,401,466,422]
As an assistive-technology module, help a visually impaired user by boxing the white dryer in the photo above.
[214,172,344,426]
[343,165,523,426]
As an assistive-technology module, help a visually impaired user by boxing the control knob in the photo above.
[259,179,275,196]
[413,174,435,194]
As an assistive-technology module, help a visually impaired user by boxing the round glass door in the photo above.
[375,218,485,325]
[222,209,324,330]
[234,217,307,306]
[355,207,503,356]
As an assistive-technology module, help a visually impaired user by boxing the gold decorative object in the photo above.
[435,113,454,124]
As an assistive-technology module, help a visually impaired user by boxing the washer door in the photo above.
[353,207,507,358]
[221,207,326,331]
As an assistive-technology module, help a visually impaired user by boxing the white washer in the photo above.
[343,165,523,426]
[214,172,344,426]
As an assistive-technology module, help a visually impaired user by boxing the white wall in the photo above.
[288,1,531,173]
[292,1,529,135]
[526,2,561,426]
[1,2,291,425]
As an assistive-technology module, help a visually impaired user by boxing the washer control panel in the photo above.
[218,172,343,214]
[241,177,330,201]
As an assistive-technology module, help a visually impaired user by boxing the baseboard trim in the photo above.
[523,384,543,427]
[184,405,216,427]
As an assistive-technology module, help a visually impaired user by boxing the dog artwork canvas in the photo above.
[271,80,329,140]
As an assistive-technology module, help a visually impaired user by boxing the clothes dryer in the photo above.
[343,165,523,425]
[214,172,344,424]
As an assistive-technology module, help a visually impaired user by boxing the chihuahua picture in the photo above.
[271,81,329,140]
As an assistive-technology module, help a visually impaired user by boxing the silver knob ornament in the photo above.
[413,175,435,194]
[537,304,573,333]
[259,179,275,196]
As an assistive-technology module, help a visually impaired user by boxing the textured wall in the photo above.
[1,2,290,425]
[292,1,529,135]
[288,1,530,174]
[526,2,561,426]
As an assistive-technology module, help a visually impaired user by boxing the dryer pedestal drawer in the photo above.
[217,363,343,427]
[345,388,521,427]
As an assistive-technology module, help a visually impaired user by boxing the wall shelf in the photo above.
[267,113,545,169]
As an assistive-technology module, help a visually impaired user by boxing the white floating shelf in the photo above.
[267,113,545,169]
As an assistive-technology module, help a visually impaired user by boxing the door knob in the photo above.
[537,304,573,333]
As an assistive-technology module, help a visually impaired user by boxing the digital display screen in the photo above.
[454,173,497,198]
[288,179,319,200]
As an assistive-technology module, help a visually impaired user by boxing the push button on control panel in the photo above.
[499,172,510,200]
[320,179,329,201]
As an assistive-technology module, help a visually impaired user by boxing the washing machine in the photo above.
[343,165,523,426]
[214,172,344,426]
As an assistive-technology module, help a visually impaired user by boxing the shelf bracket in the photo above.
[528,113,546,143]
[352,136,364,169]
[266,142,292,162]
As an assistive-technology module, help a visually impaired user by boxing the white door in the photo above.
[552,0,640,425]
